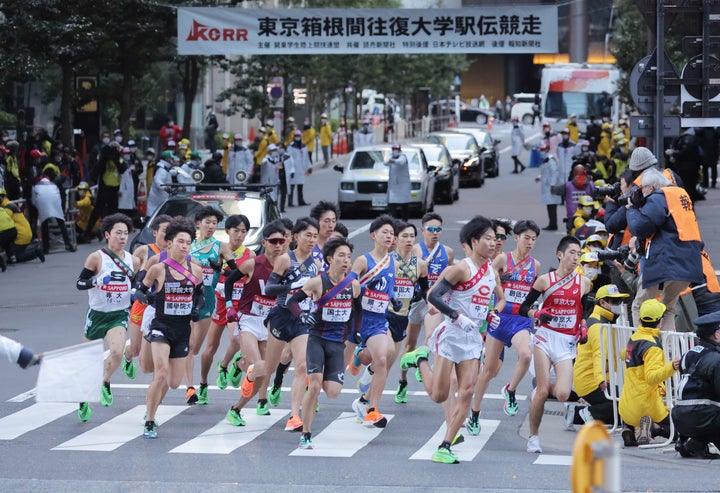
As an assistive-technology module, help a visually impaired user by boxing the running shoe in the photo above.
[123,356,136,380]
[563,403,576,431]
[241,364,255,398]
[226,407,246,426]
[363,408,387,428]
[143,421,158,439]
[465,415,480,436]
[400,345,430,370]
[452,433,465,446]
[526,435,542,453]
[621,427,638,447]
[100,383,113,407]
[186,387,198,405]
[579,407,593,425]
[394,380,408,404]
[357,365,373,394]
[299,433,313,450]
[216,362,229,389]
[256,400,270,416]
[351,396,368,422]
[348,345,363,376]
[78,402,92,422]
[415,368,423,383]
[502,384,518,416]
[637,415,652,445]
[268,385,282,407]
[228,352,245,388]
[197,383,209,405]
[432,446,460,464]
[285,415,303,432]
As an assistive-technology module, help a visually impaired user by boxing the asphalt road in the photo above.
[1,121,719,492]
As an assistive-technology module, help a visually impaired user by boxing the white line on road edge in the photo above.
[290,412,394,457]
[0,402,77,440]
[533,454,573,466]
[348,221,371,239]
[410,419,500,461]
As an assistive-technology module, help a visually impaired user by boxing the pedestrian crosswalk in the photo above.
[0,389,568,464]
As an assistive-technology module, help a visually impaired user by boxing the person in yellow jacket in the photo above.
[0,188,44,263]
[302,117,316,164]
[283,116,297,147]
[564,114,580,143]
[618,299,680,446]
[596,124,613,160]
[177,139,192,162]
[254,127,270,166]
[265,121,279,145]
[75,182,97,242]
[565,284,629,429]
[319,113,333,168]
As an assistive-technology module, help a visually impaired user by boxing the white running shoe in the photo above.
[357,365,373,394]
[527,435,542,453]
[579,407,593,424]
[563,403,576,431]
[351,396,367,422]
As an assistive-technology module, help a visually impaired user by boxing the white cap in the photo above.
[268,143,278,152]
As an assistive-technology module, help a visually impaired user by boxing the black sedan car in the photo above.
[412,142,459,203]
[448,128,501,178]
[425,132,484,187]
[429,100,495,125]
[130,186,281,254]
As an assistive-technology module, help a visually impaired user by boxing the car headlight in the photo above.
[411,182,421,191]
[340,182,354,191]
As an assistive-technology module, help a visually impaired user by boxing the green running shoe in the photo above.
[198,383,209,405]
[228,352,245,388]
[122,357,136,380]
[100,384,113,407]
[216,362,228,390]
[415,368,423,383]
[268,385,282,407]
[78,402,92,422]
[465,415,480,436]
[226,407,246,426]
[298,434,313,450]
[394,380,408,404]
[432,446,460,464]
[256,401,271,415]
[400,346,430,370]
[502,384,519,416]
[143,421,158,439]
[452,433,465,446]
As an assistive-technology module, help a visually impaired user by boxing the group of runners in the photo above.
[75,202,590,463]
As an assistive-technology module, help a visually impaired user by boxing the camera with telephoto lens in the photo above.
[596,245,630,262]
[616,185,640,207]
[593,181,621,200]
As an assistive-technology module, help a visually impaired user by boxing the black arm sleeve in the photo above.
[76,268,96,290]
[193,284,205,312]
[352,295,363,335]
[427,279,459,320]
[519,289,543,317]
[286,289,309,317]
[265,271,292,297]
[224,267,248,301]
[134,269,147,288]
[417,276,429,302]
[225,259,237,271]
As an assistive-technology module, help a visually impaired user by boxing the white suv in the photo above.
[511,93,541,125]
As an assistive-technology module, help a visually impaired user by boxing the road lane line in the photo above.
[169,410,289,454]
[289,412,394,457]
[7,388,37,403]
[409,419,500,461]
[0,403,77,440]
[533,454,573,466]
[52,405,186,452]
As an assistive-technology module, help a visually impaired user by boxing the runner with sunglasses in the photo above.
[467,220,541,435]
[223,221,287,426]
[75,213,141,421]
[393,213,454,402]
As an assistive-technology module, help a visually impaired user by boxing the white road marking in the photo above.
[533,454,573,466]
[52,405,186,452]
[0,403,77,440]
[348,222,371,239]
[409,419,500,461]
[290,411,394,457]
[169,410,289,454]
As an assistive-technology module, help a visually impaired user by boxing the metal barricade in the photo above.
[599,324,698,447]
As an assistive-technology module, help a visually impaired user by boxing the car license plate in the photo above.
[372,195,388,207]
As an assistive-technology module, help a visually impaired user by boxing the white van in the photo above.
[361,89,385,117]
[510,93,540,124]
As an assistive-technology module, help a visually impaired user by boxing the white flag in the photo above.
[35,340,104,403]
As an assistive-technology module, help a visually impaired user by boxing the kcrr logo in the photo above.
[186,20,248,42]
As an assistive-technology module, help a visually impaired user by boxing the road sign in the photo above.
[630,115,681,138]
[629,51,680,114]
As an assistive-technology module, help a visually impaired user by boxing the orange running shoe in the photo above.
[186,387,198,405]
[363,408,387,428]
[241,364,255,398]
[348,345,363,376]
[285,415,304,432]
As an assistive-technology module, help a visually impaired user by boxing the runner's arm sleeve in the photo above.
[519,289,542,318]
[352,295,363,335]
[191,284,205,322]
[286,290,309,317]
[265,272,292,297]
[134,269,147,288]
[427,279,459,320]
[224,267,248,301]
[417,276,429,302]
[76,268,96,290]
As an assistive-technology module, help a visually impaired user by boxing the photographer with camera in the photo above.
[626,167,703,331]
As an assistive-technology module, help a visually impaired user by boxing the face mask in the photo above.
[294,137,301,143]
[581,146,589,152]
[321,119,327,123]
[562,135,569,142]
[576,176,587,187]
[582,206,593,215]
[129,147,136,153]
[610,304,623,315]
[583,267,598,279]
[102,137,110,145]
[270,152,278,158]
[234,141,242,147]
[114,136,122,143]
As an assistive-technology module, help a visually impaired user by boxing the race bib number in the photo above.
[251,294,275,317]
[550,314,577,330]
[393,278,414,301]
[322,298,352,323]
[231,284,244,301]
[201,265,214,287]
[101,283,130,305]
[361,289,390,314]
[215,282,225,296]
[469,294,491,321]
[504,282,529,304]
[163,292,193,316]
